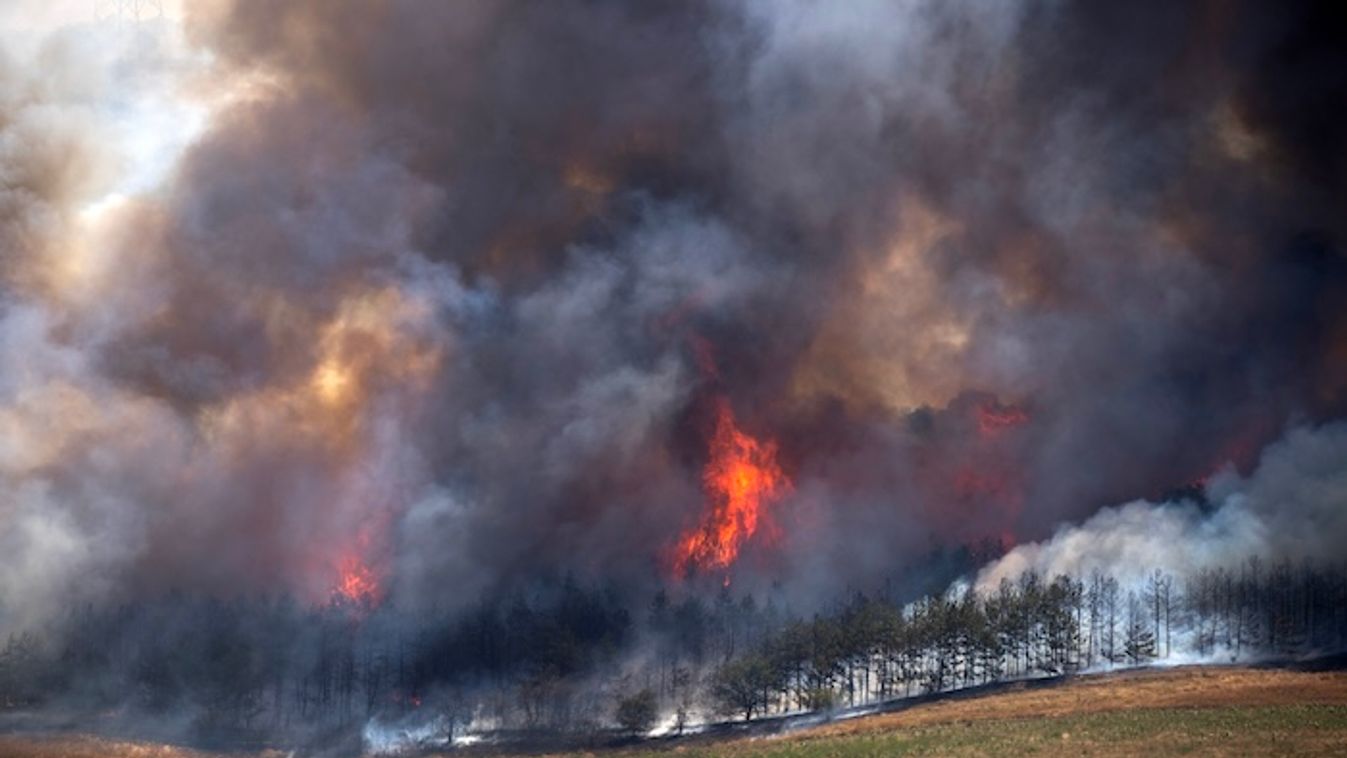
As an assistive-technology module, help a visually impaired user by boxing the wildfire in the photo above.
[975,401,1029,439]
[333,552,382,606]
[672,398,791,578]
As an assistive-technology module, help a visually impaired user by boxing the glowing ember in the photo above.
[672,398,791,577]
[333,552,381,606]
[975,401,1029,439]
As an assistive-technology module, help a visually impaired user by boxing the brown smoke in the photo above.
[1,0,1345,631]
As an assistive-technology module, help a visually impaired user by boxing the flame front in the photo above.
[334,552,381,606]
[672,398,791,578]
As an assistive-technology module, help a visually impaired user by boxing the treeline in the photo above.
[0,577,782,738]
[0,543,995,742]
[702,559,1347,722]
[0,580,635,737]
[1,558,1344,742]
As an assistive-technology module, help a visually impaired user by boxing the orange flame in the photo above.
[672,398,791,578]
[333,552,382,606]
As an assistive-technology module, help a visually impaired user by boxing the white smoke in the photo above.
[0,4,209,634]
[974,421,1347,593]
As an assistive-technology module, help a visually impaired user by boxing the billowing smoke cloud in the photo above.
[1,0,1345,634]
[975,420,1347,592]
[0,8,195,631]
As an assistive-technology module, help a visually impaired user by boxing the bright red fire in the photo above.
[333,552,381,606]
[672,398,791,579]
[331,521,386,608]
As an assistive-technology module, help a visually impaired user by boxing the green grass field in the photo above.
[635,704,1347,757]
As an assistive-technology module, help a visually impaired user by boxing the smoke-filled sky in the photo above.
[1,0,1345,633]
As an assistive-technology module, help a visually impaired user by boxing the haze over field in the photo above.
[0,0,1345,751]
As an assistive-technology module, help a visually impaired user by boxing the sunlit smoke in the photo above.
[0,0,1342,665]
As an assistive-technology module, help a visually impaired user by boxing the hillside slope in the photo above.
[571,666,1347,758]
[1,666,1345,757]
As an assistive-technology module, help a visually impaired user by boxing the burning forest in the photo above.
[1,0,1346,754]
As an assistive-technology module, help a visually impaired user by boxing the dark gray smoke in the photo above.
[1,0,1345,634]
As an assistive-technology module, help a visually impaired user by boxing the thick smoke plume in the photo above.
[1,0,1345,649]
[975,420,1347,593]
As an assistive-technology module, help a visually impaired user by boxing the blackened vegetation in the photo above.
[0,562,1344,748]
[0,583,630,745]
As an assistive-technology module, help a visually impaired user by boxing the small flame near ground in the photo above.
[672,397,791,581]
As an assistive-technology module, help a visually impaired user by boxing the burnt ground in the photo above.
[2,660,1347,757]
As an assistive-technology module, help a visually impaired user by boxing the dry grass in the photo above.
[595,666,1347,758]
[0,734,294,758]
[657,705,1347,758]
[1,666,1345,757]
[811,665,1347,737]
